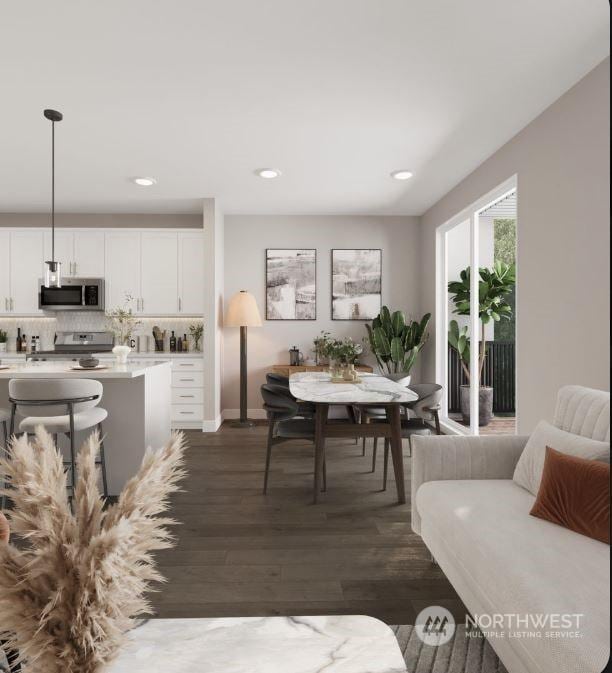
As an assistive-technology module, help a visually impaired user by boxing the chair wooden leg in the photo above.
[1,420,6,450]
[263,421,275,494]
[371,437,378,472]
[1,421,6,510]
[383,438,390,490]
[98,422,109,498]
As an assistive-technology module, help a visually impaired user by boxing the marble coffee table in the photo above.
[107,615,407,672]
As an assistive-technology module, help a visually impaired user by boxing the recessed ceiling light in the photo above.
[255,168,282,179]
[132,177,157,186]
[391,170,414,180]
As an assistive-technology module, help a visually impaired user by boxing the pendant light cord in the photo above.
[51,119,55,263]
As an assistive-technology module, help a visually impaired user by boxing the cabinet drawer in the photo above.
[172,358,203,371]
[171,387,204,405]
[172,404,203,421]
[172,371,204,387]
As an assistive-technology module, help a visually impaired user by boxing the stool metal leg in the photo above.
[371,437,378,472]
[98,422,108,498]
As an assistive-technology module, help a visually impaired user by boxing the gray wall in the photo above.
[419,57,610,433]
[223,215,422,414]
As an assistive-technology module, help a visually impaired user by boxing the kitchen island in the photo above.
[0,360,172,496]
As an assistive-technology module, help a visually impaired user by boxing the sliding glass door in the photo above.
[436,177,517,435]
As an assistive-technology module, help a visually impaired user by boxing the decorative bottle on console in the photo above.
[16,328,22,352]
[169,331,177,353]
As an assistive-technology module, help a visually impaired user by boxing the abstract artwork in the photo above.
[266,249,316,320]
[331,249,382,320]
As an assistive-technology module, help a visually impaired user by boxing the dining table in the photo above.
[289,372,418,504]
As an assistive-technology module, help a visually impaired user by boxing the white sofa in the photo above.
[412,386,610,673]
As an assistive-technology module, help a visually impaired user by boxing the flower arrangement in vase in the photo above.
[107,294,141,363]
[189,322,204,352]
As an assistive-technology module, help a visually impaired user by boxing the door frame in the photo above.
[435,174,518,435]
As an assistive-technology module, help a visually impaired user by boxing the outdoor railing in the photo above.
[448,341,516,414]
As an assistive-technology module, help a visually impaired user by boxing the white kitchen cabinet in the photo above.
[73,230,106,277]
[178,232,205,315]
[44,230,106,278]
[140,231,178,315]
[43,230,73,277]
[0,230,10,313]
[9,230,44,314]
[105,231,141,311]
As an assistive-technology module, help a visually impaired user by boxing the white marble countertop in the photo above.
[289,372,417,405]
[0,360,171,379]
[107,616,407,673]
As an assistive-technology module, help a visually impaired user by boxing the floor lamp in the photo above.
[226,290,262,428]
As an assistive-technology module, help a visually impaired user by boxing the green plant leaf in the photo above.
[391,310,405,336]
[390,337,403,363]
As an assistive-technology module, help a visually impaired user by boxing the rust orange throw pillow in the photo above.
[530,446,610,544]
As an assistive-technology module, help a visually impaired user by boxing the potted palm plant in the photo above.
[448,261,515,426]
[366,307,431,386]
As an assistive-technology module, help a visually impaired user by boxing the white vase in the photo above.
[112,344,131,364]
[384,371,411,387]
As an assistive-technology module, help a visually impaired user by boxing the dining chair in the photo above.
[371,383,443,489]
[265,373,316,418]
[261,383,326,497]
[7,379,109,501]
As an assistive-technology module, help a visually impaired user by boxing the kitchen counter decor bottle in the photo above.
[0,330,7,353]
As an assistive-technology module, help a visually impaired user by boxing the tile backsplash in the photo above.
[0,312,203,352]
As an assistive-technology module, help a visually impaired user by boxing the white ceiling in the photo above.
[0,1,608,216]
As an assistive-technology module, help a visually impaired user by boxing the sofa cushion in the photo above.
[417,479,610,673]
[513,420,610,495]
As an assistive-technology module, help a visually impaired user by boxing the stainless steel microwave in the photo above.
[38,278,105,311]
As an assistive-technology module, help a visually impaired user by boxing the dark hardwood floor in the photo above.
[150,423,466,625]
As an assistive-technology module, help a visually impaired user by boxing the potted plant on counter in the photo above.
[107,294,141,364]
[448,261,515,426]
[366,307,431,386]
[189,322,204,352]
[0,330,7,353]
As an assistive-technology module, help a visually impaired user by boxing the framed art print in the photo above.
[266,249,317,320]
[331,248,381,320]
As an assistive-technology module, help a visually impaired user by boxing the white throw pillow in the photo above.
[513,420,610,495]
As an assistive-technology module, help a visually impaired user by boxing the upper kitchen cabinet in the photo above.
[5,230,44,314]
[43,229,106,277]
[105,231,141,311]
[0,230,10,313]
[141,231,179,314]
[178,232,205,314]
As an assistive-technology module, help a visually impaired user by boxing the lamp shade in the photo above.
[226,290,262,327]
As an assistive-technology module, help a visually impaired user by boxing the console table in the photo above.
[108,615,407,672]
[270,363,373,377]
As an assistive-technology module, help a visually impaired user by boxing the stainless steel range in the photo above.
[27,331,114,361]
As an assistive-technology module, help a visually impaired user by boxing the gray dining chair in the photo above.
[371,383,443,489]
[0,407,9,450]
[7,378,109,499]
[261,383,327,497]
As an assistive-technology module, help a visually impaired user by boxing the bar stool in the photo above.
[0,408,9,449]
[8,379,109,498]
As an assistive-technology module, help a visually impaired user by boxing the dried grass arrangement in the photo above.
[0,427,186,673]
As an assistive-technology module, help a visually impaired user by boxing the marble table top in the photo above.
[107,616,407,673]
[289,372,417,405]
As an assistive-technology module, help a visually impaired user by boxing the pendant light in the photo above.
[43,108,63,288]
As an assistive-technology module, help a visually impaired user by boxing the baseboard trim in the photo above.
[202,416,223,432]
[222,408,267,421]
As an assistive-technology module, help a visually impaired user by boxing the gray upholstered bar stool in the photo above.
[0,408,9,449]
[8,378,109,497]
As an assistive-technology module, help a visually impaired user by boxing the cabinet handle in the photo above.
[4,298,7,311]
[73,262,77,276]
[179,411,195,415]
[141,298,144,312]
[178,363,194,367]
[178,297,182,312]
[179,394,195,398]
[179,378,195,382]
[10,298,14,312]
